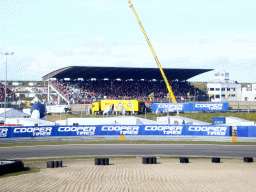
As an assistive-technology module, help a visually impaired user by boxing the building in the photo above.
[29,82,38,86]
[207,71,241,102]
[241,84,256,101]
[12,82,23,86]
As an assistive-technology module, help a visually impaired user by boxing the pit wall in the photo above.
[0,125,230,138]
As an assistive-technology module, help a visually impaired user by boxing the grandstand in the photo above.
[42,66,212,104]
[0,83,19,102]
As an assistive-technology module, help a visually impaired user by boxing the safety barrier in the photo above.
[95,158,109,165]
[237,126,256,137]
[152,103,228,112]
[0,125,231,138]
[212,157,221,163]
[142,157,157,164]
[47,160,63,168]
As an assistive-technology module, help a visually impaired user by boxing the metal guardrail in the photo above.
[48,82,70,104]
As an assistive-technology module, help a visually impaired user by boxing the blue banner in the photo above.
[152,103,229,112]
[0,125,230,138]
[237,126,256,137]
[212,117,226,125]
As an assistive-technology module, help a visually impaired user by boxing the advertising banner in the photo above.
[152,103,229,112]
[56,126,97,136]
[184,125,230,136]
[237,126,256,137]
[212,117,226,125]
[1,124,230,138]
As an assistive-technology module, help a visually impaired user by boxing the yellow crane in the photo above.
[128,0,177,103]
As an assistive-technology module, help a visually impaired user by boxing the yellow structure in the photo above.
[92,102,101,114]
[92,100,143,115]
[120,135,125,141]
[128,0,177,103]
[232,136,238,142]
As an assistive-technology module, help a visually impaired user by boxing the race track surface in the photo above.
[1,144,256,159]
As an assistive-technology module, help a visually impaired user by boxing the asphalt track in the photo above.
[1,144,256,159]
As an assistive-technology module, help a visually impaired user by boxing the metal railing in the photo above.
[48,82,70,104]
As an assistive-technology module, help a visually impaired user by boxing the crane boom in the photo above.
[128,0,177,103]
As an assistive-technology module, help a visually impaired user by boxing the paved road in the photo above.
[1,144,256,159]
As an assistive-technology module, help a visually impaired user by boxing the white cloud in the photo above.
[3,39,256,82]
[97,36,105,42]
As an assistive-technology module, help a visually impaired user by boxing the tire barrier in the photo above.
[142,157,157,164]
[47,160,63,168]
[180,157,189,163]
[47,161,54,168]
[244,157,253,163]
[212,158,221,163]
[104,158,109,165]
[54,161,59,168]
[0,160,25,175]
[95,158,109,165]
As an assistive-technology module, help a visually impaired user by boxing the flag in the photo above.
[103,105,109,115]
[148,92,154,98]
[122,104,125,115]
[226,92,230,97]
[209,92,214,100]
[109,105,113,114]
[114,104,117,111]
[181,96,184,100]
[187,92,190,98]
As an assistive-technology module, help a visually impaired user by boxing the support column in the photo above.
[58,95,60,105]
[48,84,50,103]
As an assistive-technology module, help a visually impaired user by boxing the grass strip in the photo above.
[1,140,256,147]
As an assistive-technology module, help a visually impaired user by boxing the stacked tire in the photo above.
[95,158,109,165]
[142,157,157,164]
[212,157,221,163]
[47,160,63,168]
[244,157,253,163]
[180,157,189,163]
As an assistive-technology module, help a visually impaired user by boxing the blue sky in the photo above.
[0,0,256,82]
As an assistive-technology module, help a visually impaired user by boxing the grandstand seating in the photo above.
[50,80,206,104]
[0,83,19,102]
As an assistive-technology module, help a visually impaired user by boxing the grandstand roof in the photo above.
[42,66,212,81]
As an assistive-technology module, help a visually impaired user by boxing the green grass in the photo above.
[0,167,41,178]
[178,112,256,123]
[189,82,207,93]
[46,112,256,123]
[1,140,256,148]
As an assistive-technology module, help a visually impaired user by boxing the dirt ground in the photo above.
[1,158,256,192]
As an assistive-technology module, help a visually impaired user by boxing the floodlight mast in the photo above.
[128,0,177,103]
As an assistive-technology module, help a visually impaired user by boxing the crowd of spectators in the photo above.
[51,79,206,104]
[0,83,19,102]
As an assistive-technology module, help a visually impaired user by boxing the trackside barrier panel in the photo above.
[237,126,256,137]
[0,125,230,138]
[152,103,229,112]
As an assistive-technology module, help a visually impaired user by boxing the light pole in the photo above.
[1,52,14,126]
